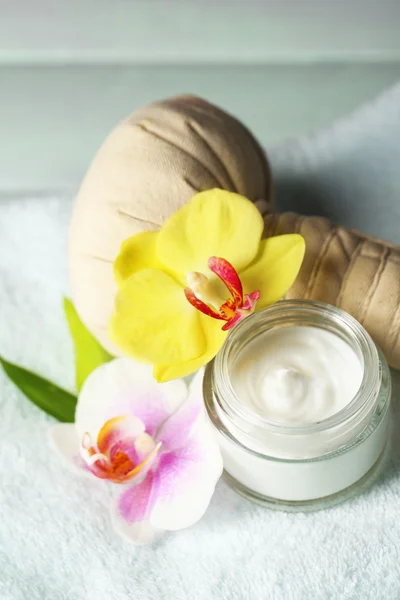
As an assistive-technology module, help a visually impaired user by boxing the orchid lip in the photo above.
[185,256,260,330]
[79,420,162,484]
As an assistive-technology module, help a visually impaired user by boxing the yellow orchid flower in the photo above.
[109,189,305,382]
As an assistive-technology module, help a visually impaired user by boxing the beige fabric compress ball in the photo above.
[69,95,272,354]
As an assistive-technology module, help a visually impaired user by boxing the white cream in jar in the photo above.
[231,326,363,426]
[204,301,392,510]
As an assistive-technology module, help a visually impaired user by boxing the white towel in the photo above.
[1,85,400,600]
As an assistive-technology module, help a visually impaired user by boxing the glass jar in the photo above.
[203,300,392,511]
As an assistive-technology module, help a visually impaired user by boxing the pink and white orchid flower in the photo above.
[50,358,222,545]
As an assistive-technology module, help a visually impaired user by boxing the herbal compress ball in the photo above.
[69,95,271,353]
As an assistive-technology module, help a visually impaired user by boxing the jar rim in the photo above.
[212,300,382,436]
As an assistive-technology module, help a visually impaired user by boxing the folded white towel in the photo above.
[1,84,400,600]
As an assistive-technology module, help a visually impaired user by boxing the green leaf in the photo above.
[0,356,77,422]
[63,298,113,392]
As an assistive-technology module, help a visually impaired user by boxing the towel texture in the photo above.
[1,84,400,600]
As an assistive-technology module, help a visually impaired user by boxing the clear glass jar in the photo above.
[203,300,392,511]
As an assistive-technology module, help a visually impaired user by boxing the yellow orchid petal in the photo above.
[157,189,264,275]
[240,234,306,309]
[153,315,227,382]
[114,231,162,287]
[109,269,206,365]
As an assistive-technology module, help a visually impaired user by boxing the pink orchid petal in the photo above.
[150,418,223,531]
[75,358,188,440]
[184,287,224,320]
[208,256,243,306]
[112,413,222,535]
[156,368,204,451]
[156,399,201,451]
[120,392,177,438]
[116,472,158,524]
[111,492,164,545]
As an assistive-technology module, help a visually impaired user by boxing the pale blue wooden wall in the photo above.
[1,0,400,191]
